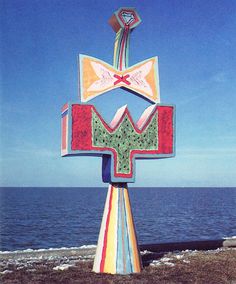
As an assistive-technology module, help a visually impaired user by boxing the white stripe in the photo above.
[93,184,112,272]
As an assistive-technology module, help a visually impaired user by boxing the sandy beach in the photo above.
[1,245,236,284]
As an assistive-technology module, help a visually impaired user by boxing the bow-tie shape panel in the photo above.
[79,55,160,103]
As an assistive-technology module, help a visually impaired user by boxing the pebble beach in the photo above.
[1,245,236,284]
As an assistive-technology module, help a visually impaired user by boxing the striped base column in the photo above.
[93,183,142,274]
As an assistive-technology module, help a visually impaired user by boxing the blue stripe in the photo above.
[61,110,68,118]
[122,188,132,273]
[116,187,123,273]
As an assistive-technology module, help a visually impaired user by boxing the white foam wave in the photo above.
[0,245,97,255]
[224,236,236,240]
[53,264,75,271]
[78,244,97,249]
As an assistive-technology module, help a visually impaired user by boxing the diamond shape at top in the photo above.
[121,11,135,25]
[109,7,141,32]
[118,8,141,28]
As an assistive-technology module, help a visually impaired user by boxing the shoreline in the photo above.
[1,239,236,283]
[1,237,235,260]
[1,248,236,284]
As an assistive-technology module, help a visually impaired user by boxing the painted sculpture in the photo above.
[61,7,175,274]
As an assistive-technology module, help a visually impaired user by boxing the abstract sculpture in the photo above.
[61,7,175,274]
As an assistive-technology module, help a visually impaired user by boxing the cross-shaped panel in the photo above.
[61,103,175,183]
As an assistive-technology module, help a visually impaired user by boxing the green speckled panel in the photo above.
[92,110,158,174]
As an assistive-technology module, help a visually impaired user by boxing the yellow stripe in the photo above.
[104,185,118,273]
[113,30,121,67]
[124,187,141,272]
[113,39,118,66]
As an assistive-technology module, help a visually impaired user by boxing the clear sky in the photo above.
[1,0,236,187]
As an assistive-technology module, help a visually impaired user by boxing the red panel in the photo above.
[72,105,93,150]
[70,104,174,180]
[158,106,174,153]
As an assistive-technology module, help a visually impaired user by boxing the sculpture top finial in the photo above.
[109,8,141,70]
[78,7,160,103]
[109,7,141,33]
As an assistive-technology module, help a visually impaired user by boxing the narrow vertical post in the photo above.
[109,8,141,71]
[113,26,131,70]
[93,183,142,274]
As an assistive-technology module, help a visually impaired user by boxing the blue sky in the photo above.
[1,0,236,187]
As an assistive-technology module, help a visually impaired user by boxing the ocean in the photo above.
[0,187,235,252]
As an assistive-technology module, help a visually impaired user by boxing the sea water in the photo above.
[0,187,235,251]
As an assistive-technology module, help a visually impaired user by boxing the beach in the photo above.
[1,245,236,284]
[1,187,236,283]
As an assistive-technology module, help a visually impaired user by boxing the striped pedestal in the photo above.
[93,183,142,274]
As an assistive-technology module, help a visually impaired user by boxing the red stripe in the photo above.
[100,185,114,272]
[61,103,68,113]
[62,116,67,150]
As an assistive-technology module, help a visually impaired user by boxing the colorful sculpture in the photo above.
[61,7,175,274]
